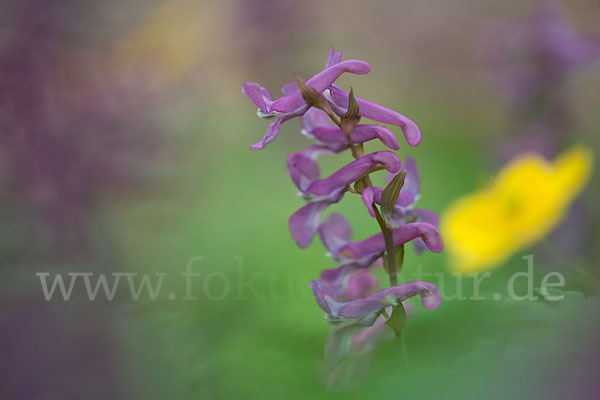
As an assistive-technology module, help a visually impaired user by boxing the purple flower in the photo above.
[318,213,443,267]
[327,85,421,147]
[243,47,423,150]
[319,48,422,147]
[311,266,441,320]
[300,107,400,151]
[338,222,444,259]
[360,157,440,253]
[289,194,345,249]
[287,150,401,248]
[318,264,379,303]
[307,151,401,196]
[242,57,371,150]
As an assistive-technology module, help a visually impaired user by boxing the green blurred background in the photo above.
[1,0,599,399]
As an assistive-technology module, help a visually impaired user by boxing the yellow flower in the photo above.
[441,146,594,273]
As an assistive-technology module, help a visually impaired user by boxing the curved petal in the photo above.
[352,125,400,150]
[271,60,371,113]
[361,185,417,219]
[307,151,401,195]
[338,222,444,260]
[412,209,440,254]
[329,86,421,147]
[360,187,380,218]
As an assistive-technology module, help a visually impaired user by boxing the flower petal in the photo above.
[326,46,343,68]
[280,81,298,96]
[360,187,380,218]
[329,86,421,147]
[412,209,440,254]
[249,116,285,150]
[307,151,401,195]
[344,269,378,301]
[388,156,420,194]
[289,192,345,248]
[242,82,273,113]
[339,222,444,260]
[318,212,352,253]
[351,125,400,150]
[287,152,321,192]
[310,124,399,151]
[337,281,442,318]
[300,107,332,134]
[271,60,371,113]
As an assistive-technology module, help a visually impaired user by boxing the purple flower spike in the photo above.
[307,151,401,195]
[329,86,421,147]
[311,279,441,320]
[339,222,444,260]
[244,48,444,362]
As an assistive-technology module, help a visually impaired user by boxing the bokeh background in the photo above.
[1,0,599,399]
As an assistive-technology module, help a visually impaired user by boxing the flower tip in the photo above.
[419,284,442,310]
[420,223,444,253]
[343,59,371,75]
[249,142,265,150]
[404,119,422,147]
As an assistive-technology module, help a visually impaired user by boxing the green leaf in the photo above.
[381,169,407,222]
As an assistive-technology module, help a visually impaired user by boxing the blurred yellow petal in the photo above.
[441,145,594,273]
